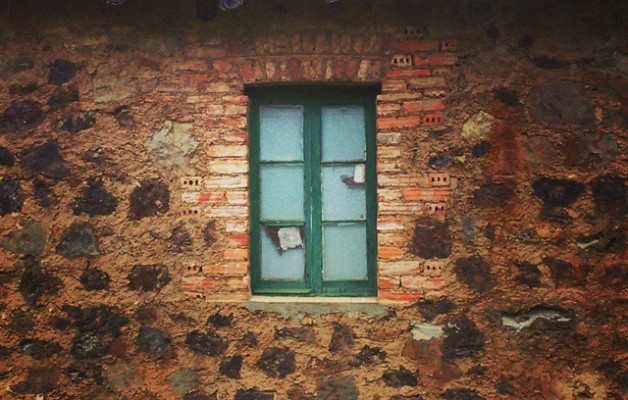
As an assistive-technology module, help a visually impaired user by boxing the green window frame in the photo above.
[247,85,379,297]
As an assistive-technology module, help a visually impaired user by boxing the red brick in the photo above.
[381,80,406,93]
[377,218,405,231]
[197,191,226,204]
[226,234,249,247]
[378,246,405,260]
[402,99,445,113]
[378,277,399,290]
[239,61,255,83]
[385,69,431,79]
[396,39,440,52]
[413,53,458,66]
[213,59,231,73]
[208,145,247,158]
[403,188,451,201]
[224,248,248,261]
[377,116,421,130]
[408,76,447,89]
[174,61,209,72]
[440,39,458,52]
[379,261,421,276]
[201,263,248,274]
[378,291,423,302]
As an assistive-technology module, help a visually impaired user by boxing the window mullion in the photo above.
[306,97,323,294]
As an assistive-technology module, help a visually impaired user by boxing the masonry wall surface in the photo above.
[0,0,626,399]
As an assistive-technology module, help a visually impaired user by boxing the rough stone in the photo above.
[0,178,23,215]
[317,376,359,400]
[185,391,217,400]
[1,100,45,134]
[204,221,216,246]
[220,355,243,379]
[411,217,452,259]
[428,154,453,170]
[145,121,199,174]
[168,368,198,396]
[129,180,170,219]
[392,396,424,400]
[472,180,516,208]
[576,228,624,255]
[532,177,585,207]
[471,141,491,157]
[234,388,274,400]
[528,80,594,127]
[60,111,96,133]
[418,298,456,321]
[1,220,47,258]
[460,217,478,244]
[493,87,519,106]
[531,56,569,69]
[441,317,485,361]
[56,223,99,258]
[454,256,493,292]
[0,146,14,166]
[136,327,172,357]
[257,347,296,378]
[441,388,485,400]
[543,257,582,287]
[127,264,170,291]
[66,362,104,385]
[63,304,128,337]
[274,326,316,343]
[461,111,495,140]
[33,178,57,208]
[20,339,63,360]
[514,261,541,287]
[80,267,110,291]
[22,142,70,179]
[329,323,355,352]
[73,180,118,216]
[19,258,63,305]
[348,345,386,366]
[169,226,193,251]
[185,330,227,356]
[412,323,444,341]
[501,306,572,332]
[495,376,517,395]
[9,83,38,95]
[48,86,79,111]
[382,366,418,387]
[591,175,626,215]
[106,362,141,390]
[10,310,36,334]
[71,332,108,359]
[12,367,60,394]
[596,263,627,290]
[114,106,136,128]
[49,59,76,84]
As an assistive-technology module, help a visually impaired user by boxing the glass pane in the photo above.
[261,106,303,161]
[322,105,366,161]
[323,223,367,281]
[261,165,304,221]
[322,165,366,221]
[261,226,305,280]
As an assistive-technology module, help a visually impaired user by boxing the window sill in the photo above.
[244,296,388,319]
[249,295,378,304]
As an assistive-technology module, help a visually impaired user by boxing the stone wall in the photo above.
[0,0,626,399]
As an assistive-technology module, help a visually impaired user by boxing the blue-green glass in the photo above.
[261,228,304,280]
[260,106,303,161]
[323,222,368,281]
[321,105,365,161]
[322,165,366,221]
[261,165,304,220]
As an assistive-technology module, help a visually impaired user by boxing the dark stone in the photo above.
[48,86,79,111]
[114,106,136,128]
[441,317,485,361]
[56,223,99,258]
[19,258,63,305]
[34,178,57,208]
[257,347,296,378]
[0,178,23,215]
[1,220,47,258]
[411,217,452,259]
[529,80,595,127]
[518,35,534,49]
[532,177,585,207]
[80,266,110,291]
[0,146,14,166]
[591,175,626,215]
[20,339,63,360]
[417,298,456,321]
[317,376,359,400]
[472,180,516,208]
[60,111,95,133]
[234,388,274,400]
[71,332,108,360]
[274,326,316,343]
[170,226,193,251]
[66,362,104,385]
[243,331,258,347]
[486,23,500,39]
[0,345,12,358]
[493,87,519,106]
[137,327,172,357]
[22,142,70,179]
[454,256,494,292]
[128,264,170,291]
[484,224,496,241]
[428,154,452,170]
[382,366,418,387]
[83,148,107,167]
[543,257,578,287]
[1,100,45,134]
[63,304,128,336]
[392,396,424,400]
[73,181,118,216]
[130,180,170,219]
[597,264,627,290]
[185,330,227,356]
[576,228,625,255]
[12,367,59,394]
[466,365,487,376]
[514,261,541,287]
[471,141,491,157]
[10,309,35,333]
[135,306,158,324]
[441,388,485,400]
[185,391,217,400]
[541,207,572,225]
[219,355,242,379]
[204,222,216,246]
[496,377,517,395]
[9,83,38,95]
[532,56,569,69]
[49,59,76,85]
[329,323,355,352]
[348,345,386,366]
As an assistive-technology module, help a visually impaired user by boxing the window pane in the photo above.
[321,105,365,161]
[261,106,303,161]
[261,226,305,280]
[323,223,367,281]
[322,164,366,221]
[261,164,304,221]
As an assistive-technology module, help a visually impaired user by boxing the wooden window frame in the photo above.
[247,85,379,297]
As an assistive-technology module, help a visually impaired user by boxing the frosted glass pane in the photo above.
[322,105,366,161]
[261,106,303,161]
[261,165,304,220]
[323,223,367,281]
[261,227,304,280]
[322,165,366,221]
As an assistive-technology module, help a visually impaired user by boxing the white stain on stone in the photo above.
[411,322,444,341]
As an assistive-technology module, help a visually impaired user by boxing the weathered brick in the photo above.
[205,206,248,218]
[378,146,402,159]
[226,234,249,247]
[377,116,421,130]
[440,39,458,52]
[378,188,403,201]
[226,191,248,205]
[377,218,405,231]
[208,160,248,174]
[377,103,401,116]
[224,95,249,105]
[205,176,247,188]
[380,261,421,276]
[378,246,405,260]
[379,202,424,215]
[382,80,406,93]
[226,220,248,233]
[402,99,445,113]
[403,188,451,201]
[224,248,248,261]
[222,131,248,142]
[202,263,248,275]
[377,131,402,144]
[377,92,422,102]
[378,174,427,187]
[396,39,440,52]
[402,276,446,291]
[208,145,248,158]
[408,76,447,89]
[184,47,227,58]
[212,60,231,73]
[206,82,231,93]
[386,69,431,79]
[378,160,402,172]
[378,276,399,290]
[378,291,423,302]
[413,53,458,66]
[206,104,225,115]
[224,105,247,116]
[174,61,209,72]
[377,233,406,245]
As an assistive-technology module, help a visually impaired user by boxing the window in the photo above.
[247,86,379,296]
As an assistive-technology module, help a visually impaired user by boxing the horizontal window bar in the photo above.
[321,160,366,165]
[261,220,305,226]
[260,160,305,165]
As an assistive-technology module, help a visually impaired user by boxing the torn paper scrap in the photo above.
[278,227,303,250]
